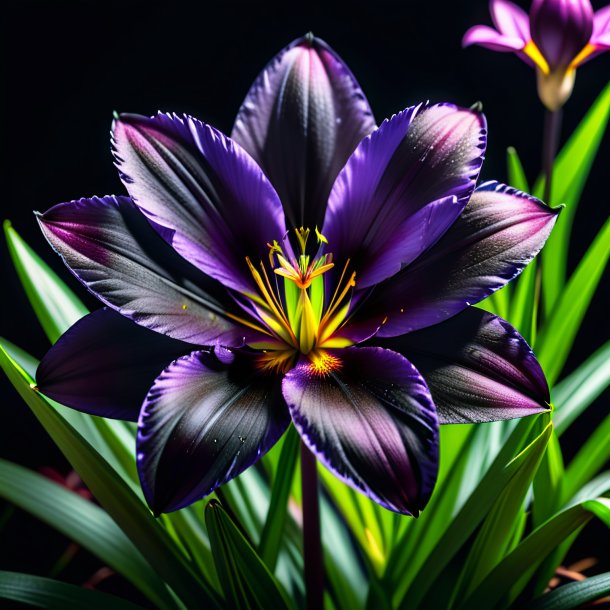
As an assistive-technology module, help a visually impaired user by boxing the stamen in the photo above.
[315,226,328,245]
[307,350,342,377]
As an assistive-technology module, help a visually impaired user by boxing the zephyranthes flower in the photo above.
[463,0,610,109]
[35,36,559,517]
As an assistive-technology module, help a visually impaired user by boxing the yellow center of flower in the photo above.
[228,227,356,374]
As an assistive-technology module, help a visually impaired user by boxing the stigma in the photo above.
[230,227,357,367]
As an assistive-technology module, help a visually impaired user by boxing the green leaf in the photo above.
[563,409,610,501]
[259,425,300,571]
[3,221,88,343]
[536,82,610,315]
[552,339,610,436]
[205,500,291,610]
[532,428,564,527]
[0,459,176,609]
[508,258,538,345]
[536,215,610,385]
[393,415,550,609]
[1,337,139,489]
[526,572,610,610]
[506,146,530,192]
[459,498,610,609]
[451,418,552,602]
[0,343,222,609]
[0,571,146,610]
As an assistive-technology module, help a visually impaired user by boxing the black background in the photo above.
[2,0,609,600]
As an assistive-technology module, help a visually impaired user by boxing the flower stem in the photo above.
[301,441,324,610]
[536,108,562,324]
[542,109,562,204]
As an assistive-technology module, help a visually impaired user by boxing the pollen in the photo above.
[307,350,342,377]
[238,228,358,360]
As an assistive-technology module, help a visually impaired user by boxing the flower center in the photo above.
[229,227,356,373]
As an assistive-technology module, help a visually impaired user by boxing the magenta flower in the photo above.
[35,36,559,517]
[463,0,610,109]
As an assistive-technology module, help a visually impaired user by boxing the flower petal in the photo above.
[282,347,438,515]
[36,308,190,421]
[112,113,287,294]
[383,307,550,424]
[323,104,486,288]
[490,0,531,41]
[37,196,249,346]
[351,181,561,337]
[462,25,526,51]
[530,0,593,70]
[594,5,610,39]
[231,35,376,231]
[137,351,289,514]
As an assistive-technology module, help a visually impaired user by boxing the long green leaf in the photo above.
[536,82,610,315]
[0,571,145,610]
[508,258,538,345]
[3,221,87,343]
[506,146,530,192]
[258,425,300,571]
[536,216,610,384]
[460,498,610,609]
[1,337,139,490]
[395,415,550,609]
[0,344,222,609]
[563,410,610,501]
[553,339,610,435]
[451,419,552,602]
[532,428,564,528]
[526,572,610,610]
[0,459,177,609]
[205,500,291,610]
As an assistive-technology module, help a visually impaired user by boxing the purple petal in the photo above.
[36,308,190,421]
[490,0,531,41]
[37,196,250,346]
[462,25,526,51]
[112,113,287,294]
[349,181,561,338]
[382,307,550,424]
[578,5,610,63]
[137,351,289,514]
[231,35,376,231]
[282,347,439,515]
[594,5,610,39]
[323,104,486,288]
[530,0,594,69]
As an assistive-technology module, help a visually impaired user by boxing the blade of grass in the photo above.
[526,572,610,610]
[459,498,610,609]
[3,221,87,343]
[259,425,300,571]
[450,419,552,603]
[0,571,146,610]
[536,216,610,385]
[0,343,223,609]
[0,459,177,609]
[552,339,610,435]
[205,500,292,610]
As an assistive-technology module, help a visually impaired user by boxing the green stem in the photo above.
[301,441,324,610]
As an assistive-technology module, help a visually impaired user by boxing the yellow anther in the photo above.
[315,226,328,244]
[295,227,310,254]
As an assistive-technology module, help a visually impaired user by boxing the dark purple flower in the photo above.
[463,0,610,109]
[35,36,559,517]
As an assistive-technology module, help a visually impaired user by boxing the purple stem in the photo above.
[537,108,562,322]
[542,109,563,204]
[301,441,324,610]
